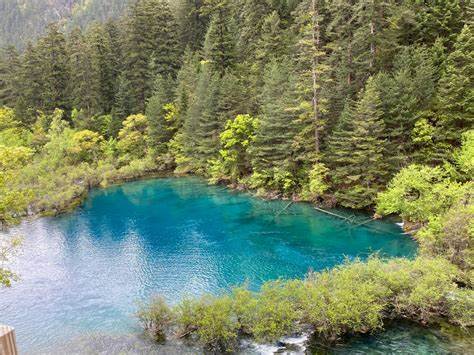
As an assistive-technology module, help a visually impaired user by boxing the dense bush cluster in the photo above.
[137,257,473,352]
[0,108,164,226]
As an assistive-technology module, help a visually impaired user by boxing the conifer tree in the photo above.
[294,0,332,160]
[435,25,473,148]
[191,64,222,170]
[148,0,182,80]
[86,23,119,114]
[37,23,71,113]
[326,77,388,208]
[0,46,20,108]
[124,0,180,113]
[237,0,270,60]
[146,75,176,156]
[252,59,298,172]
[68,28,101,116]
[176,0,208,51]
[111,74,133,136]
[374,46,436,171]
[202,0,236,76]
[16,42,43,123]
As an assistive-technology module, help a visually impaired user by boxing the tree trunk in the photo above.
[312,0,321,155]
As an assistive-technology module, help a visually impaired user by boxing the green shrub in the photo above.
[136,296,173,342]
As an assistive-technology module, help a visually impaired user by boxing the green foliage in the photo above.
[377,165,464,222]
[140,256,469,346]
[416,192,473,273]
[136,296,173,342]
[175,295,239,352]
[327,77,388,209]
[0,236,22,288]
[454,130,474,178]
[435,25,474,148]
[209,114,258,184]
[117,114,149,162]
[301,163,329,200]
[68,130,104,164]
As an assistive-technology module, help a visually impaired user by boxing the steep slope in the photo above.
[0,0,128,48]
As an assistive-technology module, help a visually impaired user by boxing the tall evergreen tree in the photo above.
[435,25,474,148]
[252,59,298,172]
[374,46,436,171]
[86,23,119,114]
[237,0,270,60]
[146,75,176,156]
[0,46,20,108]
[176,0,208,50]
[326,77,388,208]
[16,42,43,124]
[294,0,332,160]
[37,23,71,113]
[68,28,101,116]
[124,0,180,113]
[202,0,236,75]
[191,64,222,169]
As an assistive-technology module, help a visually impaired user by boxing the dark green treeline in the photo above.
[0,0,472,209]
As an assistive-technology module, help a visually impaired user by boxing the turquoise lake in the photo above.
[0,177,422,353]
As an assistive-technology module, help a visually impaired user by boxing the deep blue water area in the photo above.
[1,177,419,353]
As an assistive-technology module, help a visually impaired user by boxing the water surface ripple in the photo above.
[0,177,416,352]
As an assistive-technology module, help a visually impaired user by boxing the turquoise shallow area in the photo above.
[1,177,417,352]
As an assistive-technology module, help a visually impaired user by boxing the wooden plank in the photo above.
[0,325,18,355]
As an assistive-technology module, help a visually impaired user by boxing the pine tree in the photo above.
[202,0,236,76]
[191,64,222,170]
[374,46,436,171]
[16,42,43,124]
[435,25,473,148]
[37,23,71,113]
[326,77,388,208]
[237,0,270,60]
[146,75,176,156]
[352,0,395,73]
[68,28,101,116]
[148,0,182,80]
[111,74,133,136]
[176,0,208,51]
[0,46,20,108]
[294,0,332,161]
[86,23,119,114]
[252,59,298,172]
[124,0,180,113]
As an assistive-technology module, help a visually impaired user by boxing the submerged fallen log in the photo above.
[313,206,353,222]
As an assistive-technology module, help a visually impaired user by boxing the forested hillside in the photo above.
[1,0,471,209]
[0,0,128,48]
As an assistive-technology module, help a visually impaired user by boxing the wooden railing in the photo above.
[0,325,17,355]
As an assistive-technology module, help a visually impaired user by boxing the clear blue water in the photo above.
[0,177,418,353]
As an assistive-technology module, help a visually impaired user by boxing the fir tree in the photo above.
[202,0,236,76]
[435,25,474,148]
[326,77,388,208]
[191,64,222,170]
[294,0,332,160]
[146,75,176,156]
[0,46,20,107]
[252,59,298,172]
[86,23,119,114]
[37,23,71,113]
[68,28,101,116]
